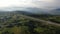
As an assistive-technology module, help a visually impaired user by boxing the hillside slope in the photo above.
[0,11,60,34]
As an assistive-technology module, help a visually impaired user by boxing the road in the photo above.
[0,14,60,28]
[20,15,60,26]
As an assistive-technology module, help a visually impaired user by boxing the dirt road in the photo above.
[20,15,60,26]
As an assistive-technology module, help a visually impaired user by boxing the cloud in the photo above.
[0,0,60,11]
[0,0,34,8]
[32,0,60,10]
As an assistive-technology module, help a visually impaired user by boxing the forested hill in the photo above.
[0,11,60,34]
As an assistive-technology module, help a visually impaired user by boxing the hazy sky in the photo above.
[0,0,60,11]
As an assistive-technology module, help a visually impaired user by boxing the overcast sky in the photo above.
[0,0,60,11]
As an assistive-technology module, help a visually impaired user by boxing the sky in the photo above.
[0,0,60,11]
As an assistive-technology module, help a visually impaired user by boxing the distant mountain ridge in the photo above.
[50,8,60,15]
[0,7,60,15]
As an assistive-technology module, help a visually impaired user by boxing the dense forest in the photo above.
[0,11,60,34]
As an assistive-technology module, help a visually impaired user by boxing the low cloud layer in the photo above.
[32,0,60,10]
[0,0,60,11]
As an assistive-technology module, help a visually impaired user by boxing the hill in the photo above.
[0,11,60,34]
